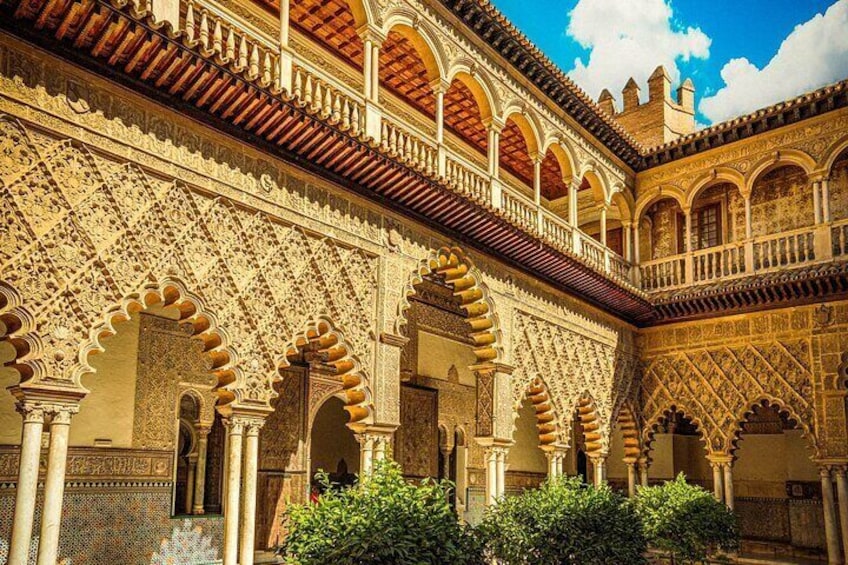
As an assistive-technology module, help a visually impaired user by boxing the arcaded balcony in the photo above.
[169,0,640,286]
[637,150,848,293]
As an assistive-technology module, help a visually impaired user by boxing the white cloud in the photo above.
[700,0,848,124]
[566,0,711,105]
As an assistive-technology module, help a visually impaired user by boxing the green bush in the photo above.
[634,474,739,564]
[478,476,648,565]
[279,459,484,565]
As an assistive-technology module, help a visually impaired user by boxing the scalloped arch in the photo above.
[0,282,42,387]
[74,277,242,408]
[395,246,502,364]
[727,395,818,457]
[279,315,374,426]
[519,377,563,447]
[642,404,710,460]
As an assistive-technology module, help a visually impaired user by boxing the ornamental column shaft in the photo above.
[711,462,724,503]
[185,454,198,514]
[626,463,637,498]
[362,37,373,100]
[835,467,848,564]
[813,180,823,224]
[821,467,842,564]
[722,462,734,510]
[496,448,507,498]
[240,420,263,565]
[638,459,649,488]
[37,405,77,565]
[222,419,245,565]
[8,404,45,565]
[485,448,497,506]
[822,178,831,222]
[192,425,211,514]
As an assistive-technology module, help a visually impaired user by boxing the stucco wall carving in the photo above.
[640,309,820,457]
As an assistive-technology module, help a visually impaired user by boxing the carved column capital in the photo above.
[16,401,46,424]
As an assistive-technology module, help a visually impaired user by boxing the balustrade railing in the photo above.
[380,119,436,175]
[541,211,574,253]
[640,255,686,291]
[183,0,279,87]
[752,226,816,271]
[291,66,365,134]
[174,0,636,287]
[444,156,490,205]
[833,219,848,257]
[691,241,746,284]
[580,234,606,271]
[502,189,538,233]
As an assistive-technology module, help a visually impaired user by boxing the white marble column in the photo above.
[722,462,734,511]
[185,453,198,515]
[835,466,848,563]
[192,424,211,515]
[362,37,373,101]
[598,205,608,247]
[822,178,831,222]
[357,433,375,477]
[484,447,497,506]
[545,450,560,480]
[710,461,725,503]
[240,419,263,565]
[821,467,843,565]
[496,447,507,499]
[36,404,78,565]
[8,402,45,565]
[592,456,607,487]
[638,459,650,489]
[626,462,638,498]
[222,418,245,565]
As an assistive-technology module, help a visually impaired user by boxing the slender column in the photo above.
[722,462,734,510]
[222,418,245,565]
[533,159,542,205]
[684,209,694,282]
[813,180,823,224]
[362,37,373,100]
[36,405,78,565]
[598,205,608,246]
[743,196,753,239]
[592,456,607,487]
[240,419,263,565]
[835,466,848,563]
[710,461,724,503]
[435,89,445,144]
[485,447,497,506]
[277,0,293,91]
[192,424,211,514]
[357,433,375,477]
[821,467,843,565]
[622,221,633,261]
[441,446,452,480]
[185,454,198,514]
[638,458,649,488]
[370,42,380,103]
[374,435,389,462]
[822,178,831,222]
[8,403,45,565]
[626,462,637,498]
[569,181,579,227]
[496,447,507,498]
[455,444,468,513]
[546,450,559,479]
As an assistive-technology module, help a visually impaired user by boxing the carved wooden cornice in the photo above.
[650,261,848,324]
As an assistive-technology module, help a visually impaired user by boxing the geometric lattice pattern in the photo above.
[0,116,377,412]
[641,339,816,455]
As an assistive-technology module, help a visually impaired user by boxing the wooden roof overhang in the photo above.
[0,0,655,324]
[651,261,848,324]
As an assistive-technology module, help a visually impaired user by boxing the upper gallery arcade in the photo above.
[0,0,847,563]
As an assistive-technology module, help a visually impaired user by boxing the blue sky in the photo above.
[488,0,848,126]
